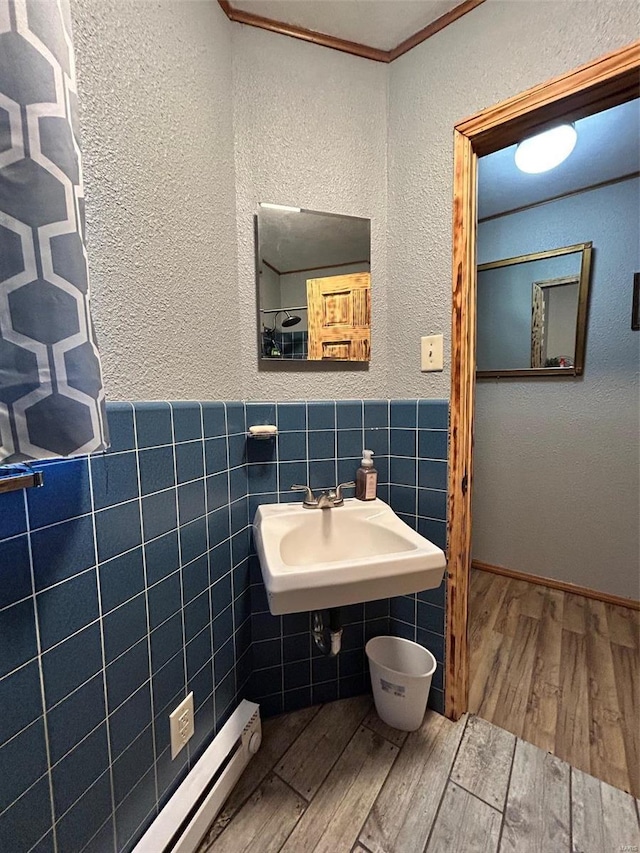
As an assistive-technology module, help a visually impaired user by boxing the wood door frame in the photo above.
[445,40,640,720]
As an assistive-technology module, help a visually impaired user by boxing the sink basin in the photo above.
[252,498,446,615]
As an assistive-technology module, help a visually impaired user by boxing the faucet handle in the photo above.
[291,484,317,507]
[335,481,356,501]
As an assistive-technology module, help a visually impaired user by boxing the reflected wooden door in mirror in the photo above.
[307,272,371,361]
[256,204,371,362]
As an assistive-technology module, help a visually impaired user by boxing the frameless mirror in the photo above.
[256,204,371,362]
[476,242,592,377]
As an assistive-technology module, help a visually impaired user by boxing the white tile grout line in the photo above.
[22,488,59,853]
[0,727,49,823]
[332,401,338,488]
[301,401,309,493]
[113,764,157,848]
[168,403,191,774]
[0,566,94,616]
[77,812,113,853]
[87,454,119,852]
[198,402,218,743]
[55,764,113,834]
[131,404,160,824]
[119,800,157,853]
[24,824,54,853]
[224,404,239,710]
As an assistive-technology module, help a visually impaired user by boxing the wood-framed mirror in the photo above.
[476,241,592,377]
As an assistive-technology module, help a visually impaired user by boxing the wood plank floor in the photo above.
[197,698,640,853]
[469,569,640,798]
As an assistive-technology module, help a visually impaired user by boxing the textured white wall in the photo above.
[473,179,640,599]
[232,25,389,400]
[72,0,637,403]
[387,0,639,398]
[72,0,238,401]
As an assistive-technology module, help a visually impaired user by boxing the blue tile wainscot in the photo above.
[0,398,448,853]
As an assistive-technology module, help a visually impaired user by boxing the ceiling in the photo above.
[478,99,640,219]
[232,0,462,51]
[259,207,370,272]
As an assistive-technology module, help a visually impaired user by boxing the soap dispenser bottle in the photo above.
[356,449,377,501]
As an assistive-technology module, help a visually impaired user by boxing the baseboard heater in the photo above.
[134,700,261,853]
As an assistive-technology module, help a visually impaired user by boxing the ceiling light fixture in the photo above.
[515,124,577,174]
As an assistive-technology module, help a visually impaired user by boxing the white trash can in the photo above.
[365,636,437,732]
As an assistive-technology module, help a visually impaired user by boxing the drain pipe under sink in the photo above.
[312,608,343,656]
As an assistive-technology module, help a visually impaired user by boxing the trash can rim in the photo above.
[365,636,437,679]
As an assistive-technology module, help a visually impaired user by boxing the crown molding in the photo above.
[388,0,485,60]
[218,0,486,63]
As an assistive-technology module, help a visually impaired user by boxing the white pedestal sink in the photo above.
[252,498,446,615]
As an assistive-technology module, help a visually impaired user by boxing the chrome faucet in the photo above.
[291,482,355,509]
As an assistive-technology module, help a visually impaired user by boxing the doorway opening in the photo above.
[444,42,640,756]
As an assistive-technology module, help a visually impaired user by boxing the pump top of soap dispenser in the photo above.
[361,449,374,468]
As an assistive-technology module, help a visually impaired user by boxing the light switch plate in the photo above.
[421,335,444,371]
[170,692,194,759]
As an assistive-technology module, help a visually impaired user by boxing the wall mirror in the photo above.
[256,203,371,362]
[476,242,592,377]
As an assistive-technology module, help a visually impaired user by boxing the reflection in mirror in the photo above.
[533,277,580,367]
[476,242,592,377]
[256,204,371,362]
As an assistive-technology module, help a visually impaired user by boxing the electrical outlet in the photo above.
[170,692,194,759]
[421,335,444,372]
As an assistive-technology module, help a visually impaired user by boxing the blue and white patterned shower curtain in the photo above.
[0,0,108,462]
